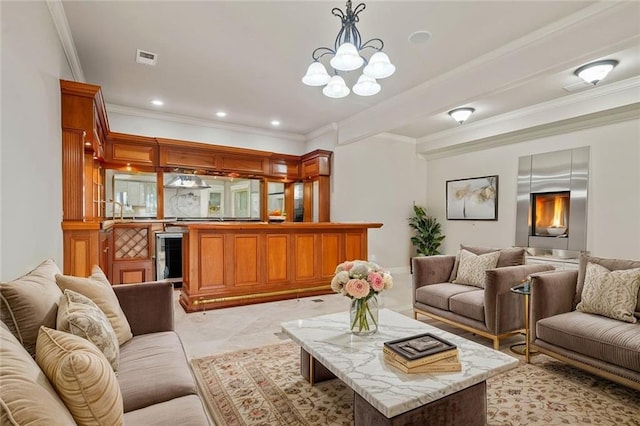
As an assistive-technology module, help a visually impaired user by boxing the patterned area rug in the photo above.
[190,341,640,426]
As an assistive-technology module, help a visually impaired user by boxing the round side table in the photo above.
[509,281,537,363]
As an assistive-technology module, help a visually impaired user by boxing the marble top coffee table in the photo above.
[281,308,518,425]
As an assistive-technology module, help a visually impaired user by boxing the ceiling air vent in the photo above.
[136,49,158,66]
[562,81,591,93]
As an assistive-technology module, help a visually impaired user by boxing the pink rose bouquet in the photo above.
[331,260,393,334]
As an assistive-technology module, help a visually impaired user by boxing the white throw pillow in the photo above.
[452,249,501,288]
[576,262,640,323]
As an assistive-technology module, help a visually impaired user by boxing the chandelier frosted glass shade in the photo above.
[302,62,331,86]
[301,1,395,98]
[352,74,380,96]
[448,107,475,124]
[322,75,350,98]
[363,52,396,79]
[574,60,618,85]
[330,43,365,71]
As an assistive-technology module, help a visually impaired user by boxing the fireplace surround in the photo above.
[516,147,589,254]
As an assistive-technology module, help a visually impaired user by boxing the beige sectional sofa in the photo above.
[0,259,210,425]
[530,255,640,390]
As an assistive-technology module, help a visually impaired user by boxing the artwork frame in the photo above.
[446,175,498,221]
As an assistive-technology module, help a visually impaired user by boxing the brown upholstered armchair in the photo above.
[412,246,554,349]
[530,255,640,390]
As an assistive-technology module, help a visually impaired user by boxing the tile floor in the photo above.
[174,272,522,360]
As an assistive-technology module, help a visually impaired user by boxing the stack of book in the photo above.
[383,333,461,373]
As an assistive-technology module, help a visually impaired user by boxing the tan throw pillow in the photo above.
[55,266,132,345]
[57,289,120,371]
[35,326,124,425]
[452,249,501,288]
[1,324,76,425]
[449,245,525,282]
[576,262,640,323]
[0,259,62,357]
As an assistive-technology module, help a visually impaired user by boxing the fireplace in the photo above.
[516,147,589,253]
[532,191,570,237]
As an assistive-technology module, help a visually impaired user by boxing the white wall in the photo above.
[108,110,306,156]
[0,1,73,280]
[426,118,640,259]
[332,135,427,271]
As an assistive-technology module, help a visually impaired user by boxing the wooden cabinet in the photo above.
[105,133,157,167]
[110,224,154,284]
[301,150,331,179]
[178,222,381,312]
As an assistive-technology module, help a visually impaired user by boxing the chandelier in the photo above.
[301,1,396,98]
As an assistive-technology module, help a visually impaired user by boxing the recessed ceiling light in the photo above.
[409,30,432,44]
[216,111,227,117]
[151,99,164,106]
[271,120,281,126]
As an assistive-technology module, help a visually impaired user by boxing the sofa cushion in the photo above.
[118,331,197,412]
[56,265,133,345]
[575,255,640,316]
[123,395,210,426]
[536,311,640,373]
[449,290,485,322]
[0,259,62,357]
[576,263,640,323]
[449,245,525,282]
[415,283,478,311]
[35,326,124,425]
[57,289,120,371]
[452,249,500,288]
[0,322,76,425]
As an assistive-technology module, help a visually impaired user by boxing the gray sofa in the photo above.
[412,246,554,349]
[0,260,210,425]
[530,255,640,390]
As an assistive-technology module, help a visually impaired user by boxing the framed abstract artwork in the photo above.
[446,175,498,220]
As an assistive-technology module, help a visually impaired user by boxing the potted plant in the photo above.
[408,205,445,257]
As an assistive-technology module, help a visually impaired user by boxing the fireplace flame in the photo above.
[551,196,565,227]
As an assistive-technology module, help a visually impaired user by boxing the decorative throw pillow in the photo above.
[56,265,133,345]
[576,262,640,323]
[35,326,124,425]
[449,245,525,282]
[452,249,501,288]
[1,323,76,425]
[0,259,62,357]
[57,289,120,371]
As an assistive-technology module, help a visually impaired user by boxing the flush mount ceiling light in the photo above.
[302,1,395,98]
[574,60,618,85]
[448,107,475,124]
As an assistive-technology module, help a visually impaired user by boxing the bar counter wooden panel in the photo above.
[177,222,382,312]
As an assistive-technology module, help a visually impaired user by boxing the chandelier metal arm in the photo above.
[311,47,336,62]
[359,38,384,52]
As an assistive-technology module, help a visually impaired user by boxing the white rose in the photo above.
[336,270,350,284]
[382,273,393,290]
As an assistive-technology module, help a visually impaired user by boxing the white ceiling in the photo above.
[58,1,640,143]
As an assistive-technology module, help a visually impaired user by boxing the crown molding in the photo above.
[420,102,640,161]
[306,122,338,141]
[371,133,417,145]
[47,0,84,82]
[106,104,306,142]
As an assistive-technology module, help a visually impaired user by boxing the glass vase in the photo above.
[350,295,379,336]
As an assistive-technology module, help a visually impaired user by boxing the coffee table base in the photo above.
[300,348,335,385]
[300,348,487,425]
[355,381,486,426]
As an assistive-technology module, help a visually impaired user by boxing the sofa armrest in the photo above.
[530,270,578,342]
[113,281,174,336]
[484,264,555,333]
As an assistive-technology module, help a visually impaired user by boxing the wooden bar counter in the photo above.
[174,222,382,312]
